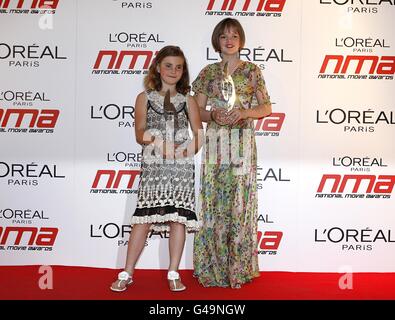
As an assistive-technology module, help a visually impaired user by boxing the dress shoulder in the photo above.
[192,63,220,98]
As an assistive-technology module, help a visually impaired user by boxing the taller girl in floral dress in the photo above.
[192,18,272,288]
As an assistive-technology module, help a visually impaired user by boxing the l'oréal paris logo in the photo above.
[319,0,395,14]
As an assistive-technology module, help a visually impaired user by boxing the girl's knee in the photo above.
[132,223,152,232]
[169,222,186,229]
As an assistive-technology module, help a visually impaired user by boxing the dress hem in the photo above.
[131,212,200,232]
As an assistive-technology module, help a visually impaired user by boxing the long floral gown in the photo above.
[192,61,271,288]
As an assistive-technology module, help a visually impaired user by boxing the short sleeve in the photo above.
[192,69,206,95]
[252,65,271,105]
[192,64,215,98]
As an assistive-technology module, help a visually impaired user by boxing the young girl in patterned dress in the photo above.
[192,18,272,288]
[110,46,202,292]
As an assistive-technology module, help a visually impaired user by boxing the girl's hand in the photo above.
[152,135,164,149]
[212,108,231,126]
[163,143,188,159]
[161,141,176,159]
[174,145,188,159]
[228,108,247,125]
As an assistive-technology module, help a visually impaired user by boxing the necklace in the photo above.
[221,59,242,76]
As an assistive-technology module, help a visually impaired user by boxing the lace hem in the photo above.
[131,212,200,232]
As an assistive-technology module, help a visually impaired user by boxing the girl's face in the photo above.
[219,27,240,56]
[157,56,184,87]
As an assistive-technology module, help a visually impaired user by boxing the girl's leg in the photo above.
[168,222,186,291]
[110,223,151,291]
[124,223,152,275]
[168,222,186,271]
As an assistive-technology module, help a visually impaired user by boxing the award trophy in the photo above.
[163,89,181,143]
[214,62,237,125]
[221,61,236,111]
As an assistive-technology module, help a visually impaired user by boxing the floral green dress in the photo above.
[192,61,271,288]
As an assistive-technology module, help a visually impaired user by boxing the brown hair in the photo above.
[211,18,246,53]
[144,45,190,95]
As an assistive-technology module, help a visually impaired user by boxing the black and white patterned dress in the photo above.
[131,90,199,232]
